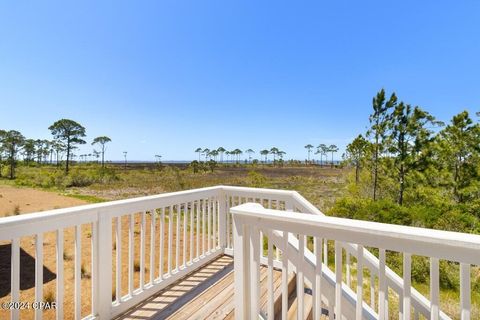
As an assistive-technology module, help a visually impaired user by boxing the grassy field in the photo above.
[0,163,477,319]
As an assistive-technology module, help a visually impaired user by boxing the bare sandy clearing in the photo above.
[0,185,87,217]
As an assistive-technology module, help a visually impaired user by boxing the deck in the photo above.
[116,255,283,320]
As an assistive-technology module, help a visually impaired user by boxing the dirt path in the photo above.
[0,185,87,217]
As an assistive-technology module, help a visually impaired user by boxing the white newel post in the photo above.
[233,214,251,320]
[97,210,113,319]
[219,190,227,249]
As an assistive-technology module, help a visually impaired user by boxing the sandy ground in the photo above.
[0,185,201,320]
[0,185,87,217]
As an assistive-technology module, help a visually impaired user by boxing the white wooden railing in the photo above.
[1,185,476,320]
[232,202,480,320]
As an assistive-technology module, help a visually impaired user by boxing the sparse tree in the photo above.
[346,135,368,184]
[368,89,397,200]
[3,130,25,179]
[49,119,86,174]
[92,136,112,168]
[304,144,314,162]
[195,147,202,161]
[245,149,255,163]
[328,144,338,167]
[316,144,328,166]
[217,147,226,163]
[260,149,269,163]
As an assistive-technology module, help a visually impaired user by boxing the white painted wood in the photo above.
[159,207,165,279]
[35,233,44,320]
[150,209,155,283]
[370,272,375,310]
[346,252,351,287]
[313,237,322,320]
[335,241,342,320]
[97,210,113,318]
[176,204,180,271]
[378,248,386,320]
[298,234,305,320]
[140,211,146,290]
[250,226,260,319]
[128,214,134,295]
[324,239,328,265]
[196,201,200,258]
[167,206,173,275]
[190,202,194,263]
[11,238,20,320]
[233,216,250,320]
[55,229,64,320]
[460,263,471,320]
[168,206,172,274]
[183,203,187,267]
[202,200,206,255]
[403,253,411,320]
[91,221,99,315]
[430,257,439,320]
[226,196,231,249]
[282,230,289,320]
[74,225,81,320]
[208,198,212,252]
[370,273,375,309]
[213,198,217,249]
[116,217,122,302]
[356,245,363,320]
[267,230,274,320]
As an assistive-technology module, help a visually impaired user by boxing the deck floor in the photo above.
[116,255,282,320]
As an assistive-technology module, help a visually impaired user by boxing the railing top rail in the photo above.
[231,203,480,265]
[0,186,223,239]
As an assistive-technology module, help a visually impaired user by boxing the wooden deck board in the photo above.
[116,255,283,320]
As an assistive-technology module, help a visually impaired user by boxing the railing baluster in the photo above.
[313,237,322,320]
[430,257,439,320]
[403,253,411,320]
[35,233,44,320]
[11,238,20,320]
[335,241,342,320]
[460,263,471,320]
[196,201,200,258]
[150,209,155,284]
[370,273,375,309]
[176,204,180,270]
[128,214,134,294]
[267,230,274,320]
[346,252,351,287]
[324,239,328,265]
[183,203,187,267]
[298,234,305,320]
[56,230,64,320]
[213,198,217,249]
[168,206,173,274]
[75,226,81,320]
[228,196,232,249]
[356,245,364,320]
[282,230,289,320]
[91,221,98,315]
[202,199,206,255]
[116,217,122,302]
[159,208,165,279]
[190,202,194,263]
[140,211,146,289]
[207,198,211,252]
[379,248,386,320]
[250,226,260,319]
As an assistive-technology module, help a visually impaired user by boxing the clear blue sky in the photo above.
[1,1,479,161]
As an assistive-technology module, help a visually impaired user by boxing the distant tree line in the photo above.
[0,118,111,178]
[194,147,287,164]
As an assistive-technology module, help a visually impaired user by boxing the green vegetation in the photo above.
[337,89,480,317]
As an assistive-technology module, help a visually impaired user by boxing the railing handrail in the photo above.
[231,202,480,265]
